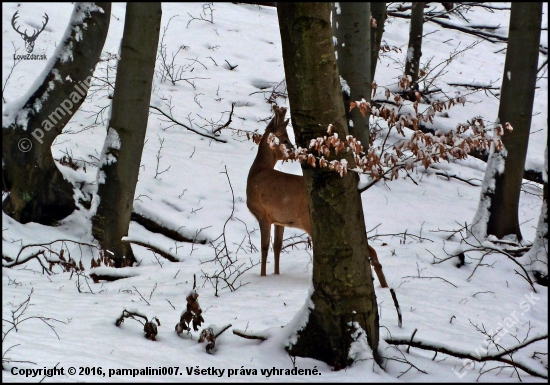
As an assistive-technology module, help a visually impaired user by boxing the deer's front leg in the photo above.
[259,220,272,276]
[273,225,285,275]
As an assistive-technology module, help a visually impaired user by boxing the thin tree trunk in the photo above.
[370,2,387,81]
[92,3,162,267]
[332,2,372,151]
[2,3,111,224]
[404,2,425,92]
[473,2,542,241]
[278,2,379,369]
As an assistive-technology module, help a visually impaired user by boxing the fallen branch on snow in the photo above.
[384,333,548,380]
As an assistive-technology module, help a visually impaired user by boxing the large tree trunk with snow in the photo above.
[526,144,548,285]
[404,2,424,92]
[332,2,372,152]
[370,2,387,81]
[278,2,379,369]
[2,3,111,224]
[92,3,161,267]
[473,2,542,241]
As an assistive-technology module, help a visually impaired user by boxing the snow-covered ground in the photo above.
[2,2,547,382]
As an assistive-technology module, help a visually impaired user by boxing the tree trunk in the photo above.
[473,2,542,241]
[92,3,162,267]
[2,3,111,225]
[332,2,372,151]
[370,2,387,81]
[278,2,379,369]
[526,144,548,285]
[404,2,425,93]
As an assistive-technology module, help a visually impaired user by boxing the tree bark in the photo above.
[278,2,379,369]
[370,2,387,81]
[2,3,111,224]
[92,3,162,267]
[474,2,542,241]
[404,2,425,92]
[332,2,372,151]
[526,144,548,285]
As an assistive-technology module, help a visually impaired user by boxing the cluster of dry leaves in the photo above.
[262,90,510,182]
[175,290,204,335]
[114,288,230,353]
[115,310,161,341]
[115,290,205,344]
[90,251,116,268]
[48,248,86,273]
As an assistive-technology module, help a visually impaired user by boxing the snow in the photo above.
[2,2,548,383]
[339,75,350,97]
[471,143,507,239]
[406,46,414,62]
[284,285,314,349]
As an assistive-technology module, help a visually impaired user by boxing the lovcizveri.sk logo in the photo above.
[11,10,49,60]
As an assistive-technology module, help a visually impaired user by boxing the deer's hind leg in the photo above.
[273,225,285,275]
[259,220,272,276]
[368,244,389,288]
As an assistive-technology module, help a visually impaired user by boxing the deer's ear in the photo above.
[265,118,275,132]
[273,106,286,114]
[273,107,287,123]
[280,109,288,122]
[274,119,290,135]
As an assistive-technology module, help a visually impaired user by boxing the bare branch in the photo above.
[385,334,549,379]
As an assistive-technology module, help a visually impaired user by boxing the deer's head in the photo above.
[12,11,49,53]
[265,106,294,160]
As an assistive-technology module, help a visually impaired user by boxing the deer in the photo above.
[246,106,388,288]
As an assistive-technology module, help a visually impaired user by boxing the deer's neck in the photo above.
[250,136,279,174]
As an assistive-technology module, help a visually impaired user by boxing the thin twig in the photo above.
[150,105,226,142]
